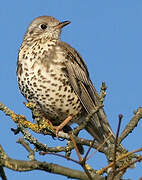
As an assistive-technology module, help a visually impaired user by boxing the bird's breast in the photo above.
[17,41,82,123]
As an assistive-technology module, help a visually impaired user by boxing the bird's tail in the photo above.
[85,107,115,145]
[84,107,133,165]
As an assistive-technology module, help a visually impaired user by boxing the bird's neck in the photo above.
[22,36,59,48]
[18,38,60,65]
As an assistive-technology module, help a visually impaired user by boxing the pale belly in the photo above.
[18,62,82,123]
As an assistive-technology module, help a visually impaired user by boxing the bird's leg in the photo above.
[69,132,82,161]
[55,115,72,137]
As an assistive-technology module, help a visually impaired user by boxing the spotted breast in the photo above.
[17,39,82,125]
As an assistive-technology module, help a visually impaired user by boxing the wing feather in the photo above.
[58,41,114,142]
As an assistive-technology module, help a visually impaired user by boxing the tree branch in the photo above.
[118,107,142,144]
[0,144,105,180]
[0,101,142,179]
[17,138,35,161]
[0,166,7,180]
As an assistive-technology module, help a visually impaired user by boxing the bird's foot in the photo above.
[54,116,73,137]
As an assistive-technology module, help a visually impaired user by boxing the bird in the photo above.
[17,15,117,146]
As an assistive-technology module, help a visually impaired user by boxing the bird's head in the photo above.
[24,16,70,43]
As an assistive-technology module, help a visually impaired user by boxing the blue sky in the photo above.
[0,0,142,179]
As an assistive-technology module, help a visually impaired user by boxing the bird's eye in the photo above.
[40,24,47,30]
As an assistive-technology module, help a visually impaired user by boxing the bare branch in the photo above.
[96,147,142,175]
[0,166,7,180]
[111,114,123,179]
[17,138,35,161]
[117,155,142,173]
[0,144,105,180]
[19,126,98,154]
[118,107,142,144]
[0,101,141,179]
[99,82,107,104]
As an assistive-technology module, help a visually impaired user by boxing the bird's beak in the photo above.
[54,21,71,29]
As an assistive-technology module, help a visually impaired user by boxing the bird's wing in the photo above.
[58,41,114,143]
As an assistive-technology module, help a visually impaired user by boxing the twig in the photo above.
[96,147,142,175]
[17,138,35,161]
[118,107,142,144]
[81,140,96,180]
[99,82,107,103]
[69,134,94,180]
[40,152,79,164]
[117,155,142,173]
[69,133,82,162]
[0,166,7,180]
[83,139,95,163]
[111,114,123,180]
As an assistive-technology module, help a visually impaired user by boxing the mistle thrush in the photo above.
[17,15,116,144]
